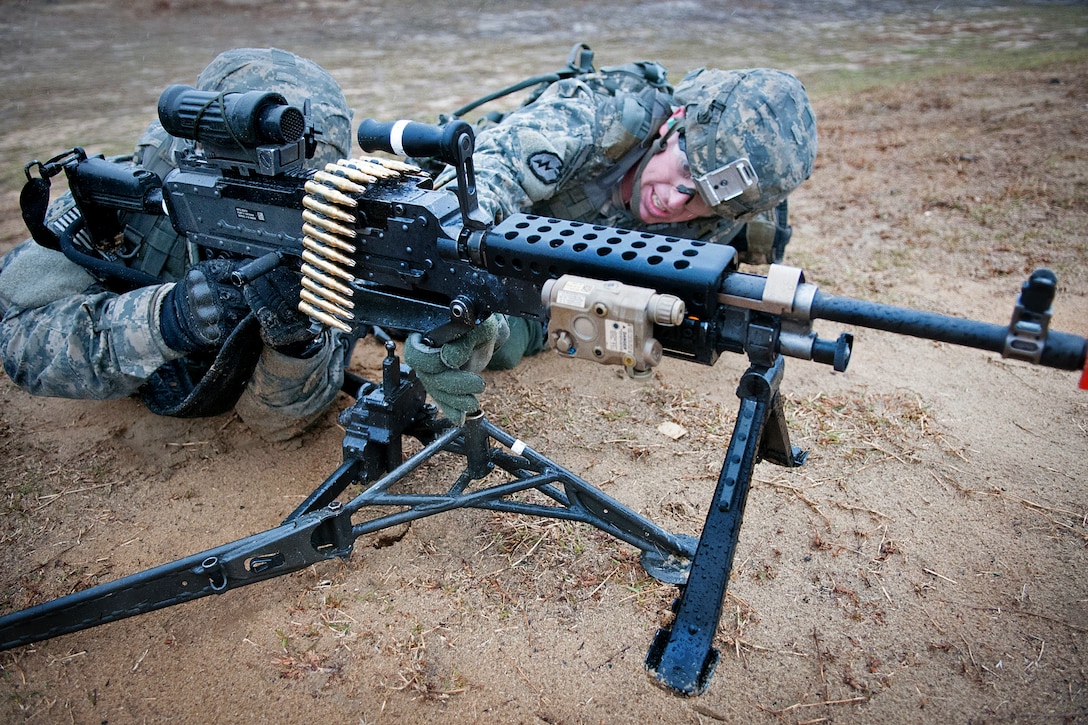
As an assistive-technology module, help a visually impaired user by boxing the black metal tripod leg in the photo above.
[481,418,697,571]
[284,459,361,523]
[287,343,444,524]
[645,359,786,695]
[0,504,354,651]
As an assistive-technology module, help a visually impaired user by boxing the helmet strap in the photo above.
[625,118,683,222]
[624,150,655,223]
[652,116,682,154]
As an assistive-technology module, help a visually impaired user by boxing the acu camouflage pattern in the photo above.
[0,242,183,398]
[126,48,354,282]
[453,63,672,224]
[195,47,353,165]
[0,49,352,440]
[676,67,817,220]
[445,62,808,264]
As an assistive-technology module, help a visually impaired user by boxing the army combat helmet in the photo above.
[674,68,817,220]
[195,47,353,166]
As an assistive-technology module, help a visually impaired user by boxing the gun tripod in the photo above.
[645,355,805,694]
[0,341,804,697]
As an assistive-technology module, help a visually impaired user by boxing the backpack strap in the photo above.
[531,60,675,221]
[445,42,597,122]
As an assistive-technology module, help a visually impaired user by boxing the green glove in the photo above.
[487,316,546,370]
[402,314,510,424]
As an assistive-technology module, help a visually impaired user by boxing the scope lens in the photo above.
[260,105,306,145]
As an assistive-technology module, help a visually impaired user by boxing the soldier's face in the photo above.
[634,114,713,224]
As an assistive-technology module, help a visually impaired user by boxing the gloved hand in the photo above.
[159,259,250,354]
[242,266,316,355]
[487,316,546,370]
[402,314,510,424]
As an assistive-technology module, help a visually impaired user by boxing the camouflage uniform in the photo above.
[440,64,816,266]
[0,49,353,441]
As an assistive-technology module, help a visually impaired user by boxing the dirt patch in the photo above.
[0,2,1086,723]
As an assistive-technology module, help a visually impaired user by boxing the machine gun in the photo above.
[5,86,1087,696]
[21,84,322,291]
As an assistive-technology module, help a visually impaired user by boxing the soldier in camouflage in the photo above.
[457,65,815,258]
[401,62,817,422]
[0,48,354,441]
[0,52,818,432]
[436,63,818,370]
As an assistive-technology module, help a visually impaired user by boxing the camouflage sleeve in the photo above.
[0,240,184,399]
[444,79,609,221]
[234,330,349,441]
[705,208,784,265]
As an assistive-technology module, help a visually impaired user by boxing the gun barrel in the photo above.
[809,290,1087,372]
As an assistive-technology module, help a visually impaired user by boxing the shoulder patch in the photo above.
[527,151,564,185]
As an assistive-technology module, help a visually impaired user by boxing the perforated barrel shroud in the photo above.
[482,215,736,317]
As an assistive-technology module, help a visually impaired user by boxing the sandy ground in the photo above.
[0,2,1086,723]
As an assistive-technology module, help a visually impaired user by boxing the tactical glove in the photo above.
[242,266,316,356]
[402,314,510,424]
[487,316,546,370]
[159,259,250,354]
